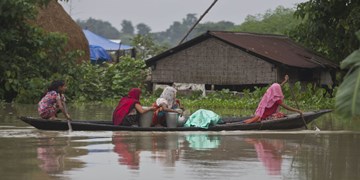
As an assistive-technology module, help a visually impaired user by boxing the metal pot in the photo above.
[139,106,153,127]
[177,115,187,127]
[165,112,178,128]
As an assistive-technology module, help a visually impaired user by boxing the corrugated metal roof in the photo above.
[210,31,338,68]
[146,31,338,69]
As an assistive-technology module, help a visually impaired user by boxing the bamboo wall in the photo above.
[151,38,276,85]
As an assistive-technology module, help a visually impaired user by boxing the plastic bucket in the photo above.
[165,112,178,128]
[139,107,153,127]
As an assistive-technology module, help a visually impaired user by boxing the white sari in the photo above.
[156,86,177,109]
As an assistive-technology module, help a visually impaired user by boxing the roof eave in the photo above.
[145,32,211,67]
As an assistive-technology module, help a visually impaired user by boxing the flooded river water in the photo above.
[0,104,359,180]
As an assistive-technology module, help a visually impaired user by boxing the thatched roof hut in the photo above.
[34,0,89,62]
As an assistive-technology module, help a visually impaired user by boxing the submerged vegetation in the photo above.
[70,78,335,117]
[128,82,334,117]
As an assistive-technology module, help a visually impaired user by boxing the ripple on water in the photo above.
[1,125,359,139]
[0,127,113,138]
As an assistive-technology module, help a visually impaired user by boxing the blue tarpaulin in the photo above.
[89,45,111,61]
[83,29,132,51]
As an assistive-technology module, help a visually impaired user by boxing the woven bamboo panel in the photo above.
[152,38,277,85]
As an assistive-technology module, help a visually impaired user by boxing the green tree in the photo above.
[292,0,360,62]
[121,20,134,35]
[196,21,234,31]
[233,6,300,35]
[151,14,234,47]
[136,23,151,35]
[0,0,81,102]
[182,13,198,28]
[153,14,199,46]
[193,21,235,37]
[67,57,147,102]
[131,34,168,60]
[76,18,121,39]
[164,21,188,45]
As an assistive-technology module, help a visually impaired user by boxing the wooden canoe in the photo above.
[19,109,332,131]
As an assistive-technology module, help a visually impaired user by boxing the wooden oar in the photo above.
[67,119,72,131]
[63,102,72,131]
[288,83,308,130]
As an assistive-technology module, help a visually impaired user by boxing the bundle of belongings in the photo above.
[184,109,222,129]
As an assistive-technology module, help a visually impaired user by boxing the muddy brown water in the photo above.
[0,103,359,180]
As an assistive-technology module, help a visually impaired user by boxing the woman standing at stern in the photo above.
[243,75,303,124]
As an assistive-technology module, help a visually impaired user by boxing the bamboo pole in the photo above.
[288,83,308,130]
[178,0,218,45]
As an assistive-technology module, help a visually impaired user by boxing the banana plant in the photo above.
[335,31,360,120]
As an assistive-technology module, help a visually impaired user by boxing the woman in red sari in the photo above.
[112,88,154,126]
[244,75,302,124]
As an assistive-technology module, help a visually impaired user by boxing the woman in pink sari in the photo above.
[244,75,303,124]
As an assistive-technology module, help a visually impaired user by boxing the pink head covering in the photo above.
[254,83,284,117]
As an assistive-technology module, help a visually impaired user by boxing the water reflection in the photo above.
[177,133,316,178]
[244,138,284,175]
[37,138,68,173]
[148,133,180,167]
[185,134,220,150]
[0,127,359,180]
[111,132,182,169]
[112,135,140,170]
[35,134,87,174]
[2,103,360,179]
[30,132,360,180]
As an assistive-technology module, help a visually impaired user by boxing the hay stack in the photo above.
[34,0,89,63]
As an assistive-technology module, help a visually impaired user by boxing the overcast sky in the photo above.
[60,0,307,32]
